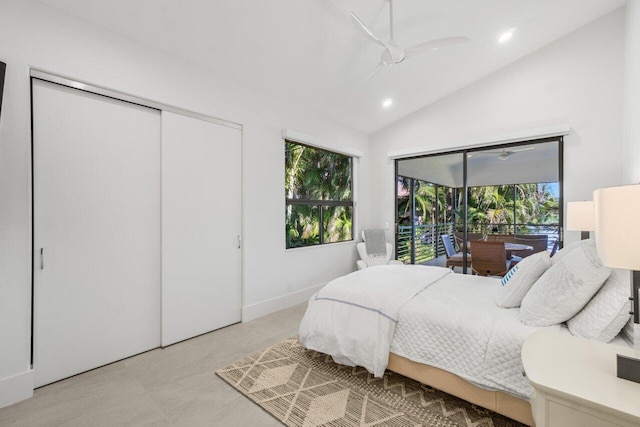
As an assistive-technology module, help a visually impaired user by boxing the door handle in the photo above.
[237,235,242,249]
[40,248,44,270]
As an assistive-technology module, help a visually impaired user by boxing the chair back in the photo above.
[515,236,548,258]
[454,231,482,250]
[356,242,393,264]
[440,235,458,258]
[469,240,510,277]
[486,234,515,244]
[515,234,548,240]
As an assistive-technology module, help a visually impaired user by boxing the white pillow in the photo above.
[568,269,631,342]
[496,251,551,308]
[520,240,611,326]
[551,238,590,264]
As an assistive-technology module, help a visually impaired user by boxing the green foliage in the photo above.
[458,183,559,233]
[397,177,559,263]
[286,205,319,248]
[397,178,451,226]
[285,142,351,201]
[323,206,353,243]
[285,141,353,248]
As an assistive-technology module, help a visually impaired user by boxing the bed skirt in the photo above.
[387,352,535,426]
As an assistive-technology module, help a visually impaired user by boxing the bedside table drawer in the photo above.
[548,399,630,427]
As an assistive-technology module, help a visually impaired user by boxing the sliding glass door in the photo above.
[396,152,464,266]
[395,137,563,272]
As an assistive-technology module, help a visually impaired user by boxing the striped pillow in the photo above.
[496,251,551,308]
[501,265,519,285]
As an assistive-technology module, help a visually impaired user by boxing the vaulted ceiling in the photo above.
[35,0,625,133]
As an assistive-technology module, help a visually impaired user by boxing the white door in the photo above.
[33,79,161,387]
[161,111,242,346]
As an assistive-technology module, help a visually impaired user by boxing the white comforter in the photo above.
[391,272,561,398]
[298,265,452,377]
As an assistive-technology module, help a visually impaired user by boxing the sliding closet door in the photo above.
[32,79,161,387]
[161,112,242,346]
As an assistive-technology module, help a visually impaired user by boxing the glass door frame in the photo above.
[394,136,564,273]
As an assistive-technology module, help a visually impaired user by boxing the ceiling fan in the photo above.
[469,147,536,161]
[351,0,470,78]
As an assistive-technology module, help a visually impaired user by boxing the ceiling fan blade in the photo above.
[405,36,470,58]
[476,151,504,155]
[350,12,387,48]
[512,147,536,153]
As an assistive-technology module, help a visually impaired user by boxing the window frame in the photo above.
[285,139,355,249]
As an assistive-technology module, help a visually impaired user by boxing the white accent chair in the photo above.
[356,238,403,270]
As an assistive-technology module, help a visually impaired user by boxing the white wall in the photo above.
[0,0,371,407]
[623,0,640,184]
[371,9,624,245]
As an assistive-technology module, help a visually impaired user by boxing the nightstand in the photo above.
[522,330,640,427]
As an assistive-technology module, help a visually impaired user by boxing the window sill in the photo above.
[285,240,357,252]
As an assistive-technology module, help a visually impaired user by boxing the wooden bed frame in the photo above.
[388,352,535,426]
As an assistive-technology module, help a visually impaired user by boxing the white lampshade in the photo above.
[566,201,594,231]
[594,185,640,270]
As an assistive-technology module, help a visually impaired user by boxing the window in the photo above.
[285,140,353,248]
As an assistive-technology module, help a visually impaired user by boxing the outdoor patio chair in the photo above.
[441,235,470,270]
[486,234,515,244]
[469,240,511,277]
[515,236,548,256]
[510,236,549,265]
[453,232,483,250]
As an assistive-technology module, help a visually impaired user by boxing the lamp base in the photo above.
[617,354,640,383]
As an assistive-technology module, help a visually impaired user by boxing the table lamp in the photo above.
[594,185,640,383]
[566,201,594,240]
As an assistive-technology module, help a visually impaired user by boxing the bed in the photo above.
[298,263,632,426]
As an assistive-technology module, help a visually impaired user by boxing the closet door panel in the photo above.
[161,112,241,346]
[33,79,161,387]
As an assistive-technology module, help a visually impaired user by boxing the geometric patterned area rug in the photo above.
[216,337,526,427]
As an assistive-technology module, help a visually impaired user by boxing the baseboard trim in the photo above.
[242,283,325,322]
[0,369,34,409]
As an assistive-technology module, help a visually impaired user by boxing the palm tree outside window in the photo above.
[285,140,353,249]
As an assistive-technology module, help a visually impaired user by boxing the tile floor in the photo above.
[0,303,307,426]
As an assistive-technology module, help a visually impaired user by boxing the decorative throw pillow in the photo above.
[520,240,611,327]
[568,269,631,342]
[551,238,590,264]
[496,251,551,308]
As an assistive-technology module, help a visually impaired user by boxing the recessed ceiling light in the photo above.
[498,28,516,44]
[382,98,393,108]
